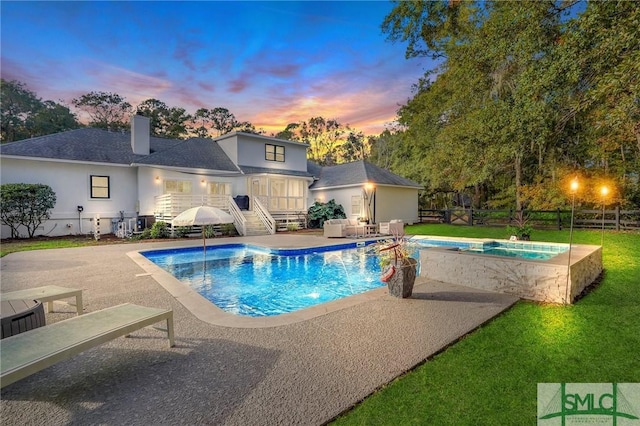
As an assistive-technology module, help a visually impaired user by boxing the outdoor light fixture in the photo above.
[201,179,206,186]
[601,185,609,247]
[155,176,160,182]
[565,177,579,304]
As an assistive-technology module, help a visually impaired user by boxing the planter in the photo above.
[382,257,417,298]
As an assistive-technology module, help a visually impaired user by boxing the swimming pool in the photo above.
[141,237,566,317]
[142,242,388,317]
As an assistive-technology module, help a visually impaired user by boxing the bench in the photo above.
[1,285,84,315]
[0,303,175,388]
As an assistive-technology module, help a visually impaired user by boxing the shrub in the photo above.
[150,221,170,238]
[307,199,346,228]
[175,226,191,238]
[221,223,236,236]
[0,183,57,238]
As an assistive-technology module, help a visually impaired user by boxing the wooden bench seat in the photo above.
[0,303,174,388]
[1,285,83,315]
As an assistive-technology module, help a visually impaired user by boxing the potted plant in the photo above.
[374,233,417,298]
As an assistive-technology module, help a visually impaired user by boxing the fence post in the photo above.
[444,209,451,224]
[557,208,562,230]
[468,208,473,226]
[616,206,620,231]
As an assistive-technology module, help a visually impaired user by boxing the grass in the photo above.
[332,224,640,425]
[0,234,134,257]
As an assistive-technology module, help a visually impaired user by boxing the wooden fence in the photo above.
[418,207,640,230]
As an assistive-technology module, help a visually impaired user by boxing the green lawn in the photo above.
[332,224,640,425]
[0,238,91,257]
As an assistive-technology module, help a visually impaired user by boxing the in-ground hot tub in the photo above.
[412,236,602,304]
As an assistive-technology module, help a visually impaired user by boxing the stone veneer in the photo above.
[418,242,602,304]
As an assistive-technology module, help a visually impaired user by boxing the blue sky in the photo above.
[1,1,433,135]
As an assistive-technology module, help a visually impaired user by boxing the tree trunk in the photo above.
[514,152,523,211]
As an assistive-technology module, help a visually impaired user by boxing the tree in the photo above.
[193,108,212,138]
[29,100,79,137]
[342,131,369,163]
[136,99,192,139]
[381,0,639,208]
[0,183,57,238]
[72,91,131,131]
[209,107,239,136]
[1,79,79,142]
[1,79,42,142]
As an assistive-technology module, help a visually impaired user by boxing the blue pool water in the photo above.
[411,238,567,260]
[142,242,387,317]
[142,238,566,317]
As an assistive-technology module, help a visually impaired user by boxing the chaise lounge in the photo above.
[0,303,175,388]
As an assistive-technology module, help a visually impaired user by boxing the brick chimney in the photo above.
[131,114,150,155]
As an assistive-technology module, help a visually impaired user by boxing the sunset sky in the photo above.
[1,1,434,136]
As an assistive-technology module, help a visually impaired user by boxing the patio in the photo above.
[0,235,517,425]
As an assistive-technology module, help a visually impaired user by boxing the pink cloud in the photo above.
[228,77,249,93]
[198,81,215,92]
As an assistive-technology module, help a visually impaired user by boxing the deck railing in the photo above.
[227,196,246,236]
[154,194,228,223]
[253,197,276,234]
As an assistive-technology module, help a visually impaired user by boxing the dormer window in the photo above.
[265,144,285,162]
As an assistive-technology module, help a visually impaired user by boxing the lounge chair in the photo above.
[1,285,83,315]
[0,303,174,388]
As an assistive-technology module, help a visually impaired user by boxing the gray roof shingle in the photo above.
[0,128,238,172]
[310,160,421,189]
[134,137,239,172]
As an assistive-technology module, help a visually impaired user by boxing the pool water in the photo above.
[411,237,567,260]
[143,243,387,317]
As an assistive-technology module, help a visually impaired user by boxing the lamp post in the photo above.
[600,186,609,247]
[565,178,579,304]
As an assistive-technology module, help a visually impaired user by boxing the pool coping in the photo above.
[127,238,391,328]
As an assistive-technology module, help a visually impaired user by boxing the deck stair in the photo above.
[241,210,270,236]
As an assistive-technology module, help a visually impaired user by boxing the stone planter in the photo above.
[383,257,417,298]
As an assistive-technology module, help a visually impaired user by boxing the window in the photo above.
[163,180,192,194]
[208,182,231,195]
[265,144,285,162]
[351,195,362,217]
[90,175,110,199]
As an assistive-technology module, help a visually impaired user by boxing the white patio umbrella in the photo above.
[172,205,234,253]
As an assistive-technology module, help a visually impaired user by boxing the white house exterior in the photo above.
[1,116,421,238]
[309,161,421,225]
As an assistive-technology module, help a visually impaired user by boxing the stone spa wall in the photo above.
[418,244,602,304]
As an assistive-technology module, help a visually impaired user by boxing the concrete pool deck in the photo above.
[0,235,518,425]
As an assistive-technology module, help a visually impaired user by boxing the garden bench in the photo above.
[0,303,174,388]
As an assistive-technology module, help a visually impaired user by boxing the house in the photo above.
[309,161,421,224]
[0,115,421,238]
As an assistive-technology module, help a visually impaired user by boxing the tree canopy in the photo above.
[1,79,79,142]
[376,0,640,208]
